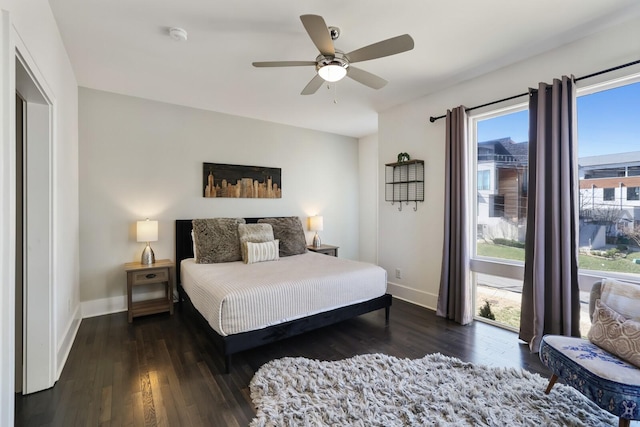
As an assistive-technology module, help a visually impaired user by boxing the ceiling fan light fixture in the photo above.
[318,63,347,82]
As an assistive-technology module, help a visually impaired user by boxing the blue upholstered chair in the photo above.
[539,279,640,427]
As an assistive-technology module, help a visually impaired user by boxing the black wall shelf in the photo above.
[385,159,425,211]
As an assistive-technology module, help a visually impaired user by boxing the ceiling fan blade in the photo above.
[252,61,317,67]
[300,15,335,56]
[346,34,414,63]
[301,74,325,95]
[347,66,388,89]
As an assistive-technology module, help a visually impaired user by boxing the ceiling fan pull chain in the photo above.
[333,83,338,104]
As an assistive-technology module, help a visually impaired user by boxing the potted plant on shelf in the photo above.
[397,152,410,163]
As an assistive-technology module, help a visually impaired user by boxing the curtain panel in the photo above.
[519,76,581,352]
[437,106,473,325]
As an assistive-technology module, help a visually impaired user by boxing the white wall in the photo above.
[379,16,640,310]
[78,88,360,314]
[0,0,79,422]
[358,133,378,263]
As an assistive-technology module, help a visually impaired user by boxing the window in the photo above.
[470,76,640,332]
[603,188,615,201]
[490,195,505,217]
[584,168,625,179]
[472,106,528,330]
[577,79,640,280]
[478,170,490,190]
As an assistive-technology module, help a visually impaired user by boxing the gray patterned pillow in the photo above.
[588,299,640,368]
[257,217,307,257]
[238,223,274,263]
[192,218,246,263]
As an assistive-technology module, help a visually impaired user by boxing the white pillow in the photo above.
[191,230,197,261]
[600,278,640,321]
[244,240,279,264]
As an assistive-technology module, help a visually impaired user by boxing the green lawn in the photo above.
[477,242,640,274]
[476,243,525,261]
[579,252,640,273]
[491,305,521,329]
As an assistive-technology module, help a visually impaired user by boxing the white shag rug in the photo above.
[249,353,618,426]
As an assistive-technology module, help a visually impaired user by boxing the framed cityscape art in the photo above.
[202,162,282,198]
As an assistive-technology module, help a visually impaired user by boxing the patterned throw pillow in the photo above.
[257,217,307,257]
[588,299,640,368]
[238,223,274,263]
[192,218,246,263]
[245,240,280,264]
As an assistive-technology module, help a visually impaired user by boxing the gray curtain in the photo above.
[519,76,581,352]
[437,106,473,325]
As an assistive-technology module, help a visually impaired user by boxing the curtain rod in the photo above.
[428,58,640,123]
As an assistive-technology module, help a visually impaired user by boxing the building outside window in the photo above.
[628,186,640,201]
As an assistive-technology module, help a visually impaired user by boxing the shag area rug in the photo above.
[249,353,618,426]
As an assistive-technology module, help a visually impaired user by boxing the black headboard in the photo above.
[174,217,266,287]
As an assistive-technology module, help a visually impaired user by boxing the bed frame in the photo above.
[175,218,392,373]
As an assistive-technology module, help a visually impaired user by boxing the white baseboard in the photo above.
[80,289,169,319]
[81,295,127,318]
[387,281,438,311]
[56,306,81,380]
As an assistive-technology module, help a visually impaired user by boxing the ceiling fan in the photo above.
[252,14,414,95]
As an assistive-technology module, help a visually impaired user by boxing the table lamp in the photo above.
[308,215,323,248]
[137,218,158,265]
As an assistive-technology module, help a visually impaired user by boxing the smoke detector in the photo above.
[169,27,188,41]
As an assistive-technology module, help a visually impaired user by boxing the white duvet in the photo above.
[180,251,387,336]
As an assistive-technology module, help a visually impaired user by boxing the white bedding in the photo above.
[180,251,387,336]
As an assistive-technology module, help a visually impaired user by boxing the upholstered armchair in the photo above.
[539,279,640,427]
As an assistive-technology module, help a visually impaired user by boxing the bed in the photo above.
[175,218,392,373]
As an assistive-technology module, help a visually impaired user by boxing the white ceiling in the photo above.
[48,0,640,138]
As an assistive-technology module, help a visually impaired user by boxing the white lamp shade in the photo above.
[137,220,158,242]
[318,64,347,82]
[308,216,324,232]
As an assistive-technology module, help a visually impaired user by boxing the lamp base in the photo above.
[141,243,155,265]
[313,233,321,248]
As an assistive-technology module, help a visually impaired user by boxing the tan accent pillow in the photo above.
[238,223,274,263]
[588,299,640,368]
[244,240,280,264]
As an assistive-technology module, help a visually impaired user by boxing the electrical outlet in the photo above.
[395,268,402,279]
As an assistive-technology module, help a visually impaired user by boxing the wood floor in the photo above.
[16,298,550,426]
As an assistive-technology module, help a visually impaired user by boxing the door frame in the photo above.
[15,50,55,394]
[0,11,56,425]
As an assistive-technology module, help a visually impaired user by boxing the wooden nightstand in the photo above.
[125,259,174,323]
[307,244,339,257]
